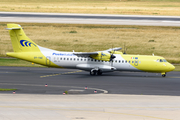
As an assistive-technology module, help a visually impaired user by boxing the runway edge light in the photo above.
[94,90,97,93]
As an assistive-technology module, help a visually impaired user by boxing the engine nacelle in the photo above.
[90,52,112,61]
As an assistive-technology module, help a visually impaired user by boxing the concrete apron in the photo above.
[0,94,179,120]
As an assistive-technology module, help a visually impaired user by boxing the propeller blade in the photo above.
[109,54,116,62]
[101,52,102,59]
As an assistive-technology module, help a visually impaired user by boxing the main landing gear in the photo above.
[90,69,102,76]
[161,72,166,77]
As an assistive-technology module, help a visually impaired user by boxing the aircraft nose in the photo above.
[169,64,175,71]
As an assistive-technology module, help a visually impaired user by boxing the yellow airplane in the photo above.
[6,24,175,77]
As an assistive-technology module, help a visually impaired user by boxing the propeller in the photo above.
[109,46,116,63]
[101,52,103,60]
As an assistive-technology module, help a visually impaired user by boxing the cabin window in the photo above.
[64,58,66,60]
[95,59,97,62]
[129,61,131,63]
[70,58,72,60]
[60,58,62,60]
[91,59,93,61]
[160,59,163,62]
[122,60,124,63]
[84,59,86,61]
[74,58,76,61]
[115,60,117,63]
[98,60,100,62]
[132,61,134,63]
[88,59,90,61]
[67,58,69,60]
[77,58,79,61]
[156,59,159,62]
[57,57,59,60]
[125,60,127,63]
[81,59,83,61]
[163,59,167,62]
[119,60,121,63]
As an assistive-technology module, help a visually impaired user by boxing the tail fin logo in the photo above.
[20,40,37,47]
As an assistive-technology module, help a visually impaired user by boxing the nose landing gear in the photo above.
[161,72,166,77]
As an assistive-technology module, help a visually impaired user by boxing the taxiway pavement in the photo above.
[1,94,180,120]
[0,66,180,96]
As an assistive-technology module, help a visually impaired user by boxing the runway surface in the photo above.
[1,12,180,26]
[0,66,180,96]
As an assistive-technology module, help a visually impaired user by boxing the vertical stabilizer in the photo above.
[6,24,40,52]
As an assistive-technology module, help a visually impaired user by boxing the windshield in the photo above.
[157,59,167,62]
[163,59,167,62]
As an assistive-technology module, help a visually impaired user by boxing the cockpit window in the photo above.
[157,59,167,62]
[163,59,167,62]
[160,59,163,62]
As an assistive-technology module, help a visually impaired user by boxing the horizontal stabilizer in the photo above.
[105,47,122,52]
[5,28,21,30]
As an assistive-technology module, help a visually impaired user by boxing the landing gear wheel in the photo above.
[97,70,102,75]
[90,70,97,76]
[161,72,166,77]
[162,74,166,77]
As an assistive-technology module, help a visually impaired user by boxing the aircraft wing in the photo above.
[73,47,122,58]
[73,52,98,57]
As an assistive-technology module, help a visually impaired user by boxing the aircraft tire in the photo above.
[97,70,102,75]
[162,74,166,77]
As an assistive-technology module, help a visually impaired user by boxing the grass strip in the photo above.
[0,58,44,67]
[0,0,180,16]
[174,65,180,71]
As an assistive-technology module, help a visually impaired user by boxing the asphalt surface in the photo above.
[1,12,180,21]
[1,12,180,26]
[0,66,180,96]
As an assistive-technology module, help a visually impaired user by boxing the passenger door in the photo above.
[46,56,51,66]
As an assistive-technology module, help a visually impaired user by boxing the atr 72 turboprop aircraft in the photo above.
[6,24,175,77]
